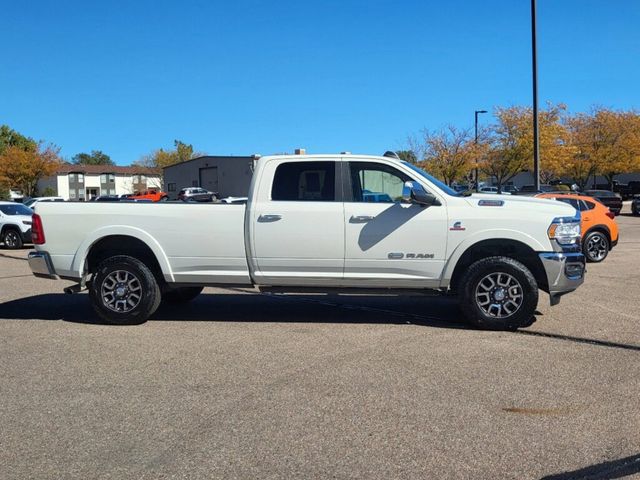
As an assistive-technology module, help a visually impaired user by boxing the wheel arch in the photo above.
[1,223,21,235]
[73,226,174,282]
[447,238,548,294]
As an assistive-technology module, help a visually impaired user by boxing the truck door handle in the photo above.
[258,214,282,222]
[350,215,375,223]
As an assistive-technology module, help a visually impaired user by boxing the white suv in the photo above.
[24,197,65,208]
[0,202,34,249]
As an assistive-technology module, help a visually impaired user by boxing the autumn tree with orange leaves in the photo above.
[408,125,478,186]
[479,104,572,191]
[0,143,61,197]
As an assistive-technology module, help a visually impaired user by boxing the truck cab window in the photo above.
[272,162,336,201]
[349,162,410,203]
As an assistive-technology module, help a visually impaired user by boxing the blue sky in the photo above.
[1,0,638,164]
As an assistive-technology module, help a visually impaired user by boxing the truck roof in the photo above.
[257,154,402,163]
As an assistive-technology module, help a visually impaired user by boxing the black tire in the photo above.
[160,196,169,202]
[583,231,609,263]
[632,205,640,216]
[162,286,204,304]
[89,255,161,325]
[459,256,538,331]
[2,229,23,249]
[187,197,196,203]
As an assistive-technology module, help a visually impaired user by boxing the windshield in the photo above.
[401,162,461,197]
[0,204,33,216]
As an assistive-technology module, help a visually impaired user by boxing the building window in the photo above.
[168,183,176,192]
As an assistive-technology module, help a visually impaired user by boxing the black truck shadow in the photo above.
[0,292,473,330]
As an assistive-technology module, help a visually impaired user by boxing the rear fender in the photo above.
[71,226,174,282]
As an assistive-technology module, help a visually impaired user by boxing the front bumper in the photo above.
[28,251,59,279]
[538,252,585,306]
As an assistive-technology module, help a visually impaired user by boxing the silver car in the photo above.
[178,187,218,202]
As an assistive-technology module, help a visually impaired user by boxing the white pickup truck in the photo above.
[28,153,585,330]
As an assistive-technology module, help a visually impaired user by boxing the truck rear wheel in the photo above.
[162,286,204,304]
[89,255,161,325]
[459,256,538,331]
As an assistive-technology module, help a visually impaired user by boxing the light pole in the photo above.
[475,109,487,192]
[531,0,540,190]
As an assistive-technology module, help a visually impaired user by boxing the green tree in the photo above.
[72,150,114,165]
[395,150,417,163]
[0,183,10,201]
[41,186,57,197]
[0,125,37,155]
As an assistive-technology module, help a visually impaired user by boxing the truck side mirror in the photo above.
[402,181,441,206]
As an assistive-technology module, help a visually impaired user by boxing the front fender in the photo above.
[440,229,548,287]
[71,225,174,282]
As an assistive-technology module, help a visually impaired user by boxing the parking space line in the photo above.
[0,253,28,262]
[0,274,35,280]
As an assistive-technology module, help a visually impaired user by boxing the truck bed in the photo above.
[35,202,251,284]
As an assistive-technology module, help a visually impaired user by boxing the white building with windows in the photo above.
[37,164,162,201]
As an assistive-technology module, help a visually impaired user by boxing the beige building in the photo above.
[37,164,161,201]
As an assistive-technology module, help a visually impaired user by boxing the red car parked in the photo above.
[130,189,169,202]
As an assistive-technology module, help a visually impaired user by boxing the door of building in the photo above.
[200,167,219,193]
[86,187,99,200]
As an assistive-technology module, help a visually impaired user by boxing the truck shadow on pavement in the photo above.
[540,452,640,480]
[0,292,476,329]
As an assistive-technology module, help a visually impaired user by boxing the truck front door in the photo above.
[250,159,345,286]
[342,161,448,288]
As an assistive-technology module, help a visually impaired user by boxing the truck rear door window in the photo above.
[271,162,336,201]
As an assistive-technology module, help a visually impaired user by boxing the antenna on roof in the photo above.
[383,151,400,159]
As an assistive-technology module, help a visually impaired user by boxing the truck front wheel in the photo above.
[89,255,161,325]
[459,256,538,331]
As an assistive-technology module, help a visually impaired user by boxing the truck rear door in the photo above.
[250,159,345,286]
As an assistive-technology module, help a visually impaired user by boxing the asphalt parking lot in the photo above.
[1,208,639,479]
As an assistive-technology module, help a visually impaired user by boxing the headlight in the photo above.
[548,217,581,245]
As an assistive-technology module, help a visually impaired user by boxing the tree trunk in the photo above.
[604,172,616,191]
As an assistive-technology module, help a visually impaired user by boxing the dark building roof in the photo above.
[56,163,161,175]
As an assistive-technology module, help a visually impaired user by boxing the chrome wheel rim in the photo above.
[586,234,608,261]
[101,270,142,313]
[475,272,523,319]
[4,231,18,247]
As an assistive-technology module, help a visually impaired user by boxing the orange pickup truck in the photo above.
[130,189,169,202]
